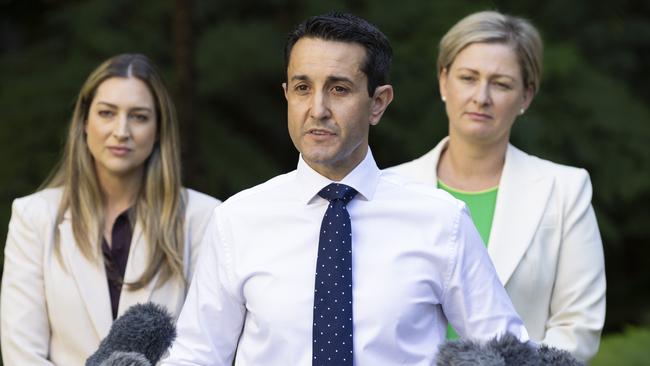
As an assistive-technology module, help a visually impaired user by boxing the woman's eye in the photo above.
[459,75,475,82]
[132,114,149,122]
[98,110,114,118]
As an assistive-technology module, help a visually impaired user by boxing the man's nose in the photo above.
[310,91,332,120]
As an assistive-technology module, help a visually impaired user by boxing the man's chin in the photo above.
[301,148,338,165]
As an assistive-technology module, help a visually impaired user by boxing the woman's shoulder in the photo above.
[12,187,63,215]
[9,187,63,232]
[181,189,220,245]
[183,188,221,216]
[510,145,592,189]
[385,139,446,181]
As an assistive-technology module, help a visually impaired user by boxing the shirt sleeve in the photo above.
[441,205,529,343]
[543,171,605,363]
[161,208,246,366]
[1,197,55,365]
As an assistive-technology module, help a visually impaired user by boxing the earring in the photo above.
[441,96,446,102]
[519,108,525,115]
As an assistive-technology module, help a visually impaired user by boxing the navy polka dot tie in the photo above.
[313,183,357,366]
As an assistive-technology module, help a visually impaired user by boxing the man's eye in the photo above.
[332,86,349,94]
[295,84,309,92]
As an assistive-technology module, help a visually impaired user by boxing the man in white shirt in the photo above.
[162,12,528,366]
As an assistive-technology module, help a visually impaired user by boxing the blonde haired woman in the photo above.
[388,11,605,363]
[1,54,220,365]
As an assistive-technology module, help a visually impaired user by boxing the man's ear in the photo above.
[369,85,394,126]
[282,82,288,101]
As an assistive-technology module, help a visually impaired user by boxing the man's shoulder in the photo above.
[379,170,464,211]
[218,171,297,210]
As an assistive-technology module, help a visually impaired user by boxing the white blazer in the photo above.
[387,137,606,363]
[1,187,220,366]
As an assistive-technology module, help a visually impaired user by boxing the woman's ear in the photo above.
[439,68,448,102]
[522,84,535,111]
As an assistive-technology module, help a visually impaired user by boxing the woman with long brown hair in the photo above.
[1,54,220,365]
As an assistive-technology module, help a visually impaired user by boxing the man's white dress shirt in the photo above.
[162,150,528,365]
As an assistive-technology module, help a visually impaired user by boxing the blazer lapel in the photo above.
[117,222,160,316]
[59,215,113,339]
[487,145,553,285]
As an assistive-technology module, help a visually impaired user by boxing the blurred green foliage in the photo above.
[1,0,649,360]
[591,327,650,366]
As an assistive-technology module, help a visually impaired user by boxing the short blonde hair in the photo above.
[437,11,543,93]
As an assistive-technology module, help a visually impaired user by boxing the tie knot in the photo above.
[318,183,358,204]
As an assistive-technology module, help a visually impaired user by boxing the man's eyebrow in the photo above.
[289,75,354,84]
[290,75,310,82]
[327,75,353,84]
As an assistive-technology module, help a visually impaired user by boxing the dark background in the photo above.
[1,0,649,360]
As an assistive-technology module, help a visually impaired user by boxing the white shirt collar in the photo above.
[296,148,380,205]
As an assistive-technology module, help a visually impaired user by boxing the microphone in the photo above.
[436,332,583,366]
[86,302,177,366]
[99,352,151,366]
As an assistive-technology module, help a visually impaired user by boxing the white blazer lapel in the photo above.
[487,145,553,285]
[59,214,112,339]
[117,222,160,316]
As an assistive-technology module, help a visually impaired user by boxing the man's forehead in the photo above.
[287,37,366,78]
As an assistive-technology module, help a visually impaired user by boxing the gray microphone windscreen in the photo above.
[436,333,584,366]
[98,351,151,366]
[86,302,176,366]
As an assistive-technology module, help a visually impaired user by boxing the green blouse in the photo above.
[437,180,498,246]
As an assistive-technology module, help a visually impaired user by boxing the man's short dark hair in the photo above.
[285,12,392,96]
